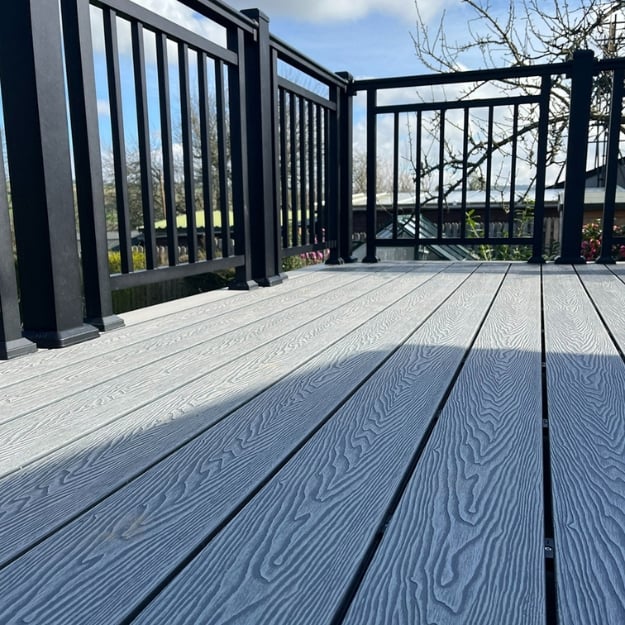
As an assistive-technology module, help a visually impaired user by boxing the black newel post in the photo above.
[226,27,256,291]
[555,50,595,265]
[61,0,124,331]
[336,72,357,264]
[0,143,37,359]
[240,9,283,287]
[0,1,99,348]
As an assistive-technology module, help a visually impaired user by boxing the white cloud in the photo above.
[138,0,226,43]
[226,0,442,23]
[90,0,227,55]
[97,99,111,117]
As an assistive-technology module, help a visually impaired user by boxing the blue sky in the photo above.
[225,0,431,79]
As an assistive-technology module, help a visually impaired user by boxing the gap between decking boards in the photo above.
[327,263,512,625]
[540,264,559,625]
[0,265,451,570]
[116,264,482,625]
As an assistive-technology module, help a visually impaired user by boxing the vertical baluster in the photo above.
[215,59,231,257]
[299,97,308,246]
[308,100,315,246]
[179,42,197,263]
[415,110,423,249]
[556,50,595,264]
[131,21,157,270]
[437,109,445,240]
[156,32,178,265]
[103,8,133,272]
[392,112,400,241]
[289,92,299,247]
[508,103,519,242]
[484,105,494,242]
[279,88,289,248]
[198,52,216,261]
[597,67,624,264]
[530,75,551,263]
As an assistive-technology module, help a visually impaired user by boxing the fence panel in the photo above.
[63,0,253,299]
[355,63,568,262]
[271,36,350,265]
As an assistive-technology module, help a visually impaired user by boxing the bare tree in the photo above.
[410,0,625,195]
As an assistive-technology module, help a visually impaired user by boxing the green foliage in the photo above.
[108,249,147,274]
[465,202,535,260]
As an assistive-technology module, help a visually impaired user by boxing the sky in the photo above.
[121,0,467,153]
[224,0,436,79]
[78,0,614,187]
[138,0,464,80]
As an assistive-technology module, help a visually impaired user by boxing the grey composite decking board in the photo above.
[0,269,371,421]
[543,264,625,624]
[0,264,458,566]
[130,267,506,625]
[0,266,435,478]
[576,264,625,350]
[0,268,334,386]
[0,265,480,624]
[342,264,544,625]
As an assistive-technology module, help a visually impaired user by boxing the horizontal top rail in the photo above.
[92,0,237,63]
[175,0,256,32]
[270,34,349,88]
[277,76,336,109]
[595,57,625,71]
[353,60,574,92]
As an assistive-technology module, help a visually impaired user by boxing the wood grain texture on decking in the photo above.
[0,269,370,421]
[0,268,429,475]
[0,268,333,385]
[543,264,625,624]
[129,267,506,625]
[576,264,625,351]
[343,263,544,625]
[0,265,479,624]
[0,264,459,569]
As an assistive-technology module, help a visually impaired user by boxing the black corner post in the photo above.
[555,50,595,265]
[0,0,99,347]
[227,26,257,291]
[363,87,379,263]
[0,142,37,359]
[240,9,283,287]
[61,0,123,331]
[336,72,357,264]
[596,67,624,264]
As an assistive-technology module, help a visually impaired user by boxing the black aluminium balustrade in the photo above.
[354,52,624,263]
[0,0,623,358]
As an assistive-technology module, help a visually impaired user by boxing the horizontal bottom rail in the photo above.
[374,237,535,247]
[110,255,245,290]
[282,242,335,258]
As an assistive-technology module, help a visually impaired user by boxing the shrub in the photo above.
[108,249,147,274]
[581,221,625,261]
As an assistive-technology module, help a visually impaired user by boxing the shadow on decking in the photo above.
[1,274,625,623]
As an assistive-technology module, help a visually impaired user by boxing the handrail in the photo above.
[354,60,573,91]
